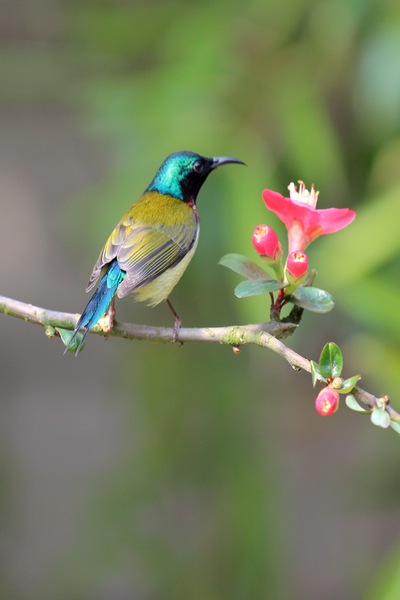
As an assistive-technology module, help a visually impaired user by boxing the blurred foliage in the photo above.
[2,0,400,598]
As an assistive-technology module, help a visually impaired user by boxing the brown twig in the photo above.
[0,294,398,421]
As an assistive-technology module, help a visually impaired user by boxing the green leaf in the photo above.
[55,327,85,354]
[390,421,400,434]
[319,342,343,378]
[304,269,317,286]
[337,374,361,394]
[219,254,270,280]
[345,395,372,414]
[234,278,287,298]
[371,407,391,429]
[310,360,324,387]
[289,286,335,313]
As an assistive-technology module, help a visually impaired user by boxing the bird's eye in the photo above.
[193,160,203,173]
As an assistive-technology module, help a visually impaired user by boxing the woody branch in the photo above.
[0,294,397,423]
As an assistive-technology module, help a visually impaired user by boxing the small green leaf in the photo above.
[219,254,270,280]
[304,269,317,286]
[319,342,343,379]
[290,286,335,313]
[55,327,85,354]
[337,374,361,394]
[234,278,287,298]
[390,421,400,434]
[371,407,391,429]
[345,395,372,414]
[310,360,324,387]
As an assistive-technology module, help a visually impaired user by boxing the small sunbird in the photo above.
[66,151,245,355]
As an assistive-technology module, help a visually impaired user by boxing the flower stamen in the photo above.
[254,225,269,243]
[321,400,331,412]
[292,251,306,263]
[288,181,319,209]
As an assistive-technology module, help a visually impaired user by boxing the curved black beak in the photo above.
[211,156,246,169]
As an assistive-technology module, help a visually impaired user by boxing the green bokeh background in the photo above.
[1,1,400,599]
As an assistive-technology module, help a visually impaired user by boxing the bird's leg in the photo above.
[98,297,116,339]
[166,298,182,344]
[107,297,116,329]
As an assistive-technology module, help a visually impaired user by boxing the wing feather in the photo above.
[86,199,198,298]
[86,223,132,292]
[116,226,189,298]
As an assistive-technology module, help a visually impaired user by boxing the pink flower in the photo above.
[286,251,308,284]
[262,181,356,253]
[315,387,339,416]
[252,225,280,260]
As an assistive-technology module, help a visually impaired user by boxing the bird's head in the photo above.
[148,151,245,203]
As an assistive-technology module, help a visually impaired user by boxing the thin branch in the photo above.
[0,294,398,422]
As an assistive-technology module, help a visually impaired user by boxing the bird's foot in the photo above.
[166,298,182,344]
[98,313,112,333]
[172,315,182,344]
[98,299,116,336]
[107,299,116,329]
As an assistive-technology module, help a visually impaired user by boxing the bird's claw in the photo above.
[98,314,113,333]
[98,299,116,336]
[172,316,182,344]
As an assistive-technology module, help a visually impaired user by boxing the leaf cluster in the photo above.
[219,253,334,313]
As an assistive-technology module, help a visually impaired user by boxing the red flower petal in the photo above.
[262,189,356,252]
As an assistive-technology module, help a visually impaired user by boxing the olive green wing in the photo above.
[116,222,197,298]
[86,219,198,299]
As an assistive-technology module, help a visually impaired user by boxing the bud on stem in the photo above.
[315,387,339,416]
[252,225,284,280]
[284,251,308,295]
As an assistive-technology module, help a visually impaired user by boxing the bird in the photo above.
[65,150,245,355]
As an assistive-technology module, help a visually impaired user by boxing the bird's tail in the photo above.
[65,259,125,356]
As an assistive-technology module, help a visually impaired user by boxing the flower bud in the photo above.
[252,225,281,261]
[315,387,339,416]
[332,377,343,389]
[285,251,308,286]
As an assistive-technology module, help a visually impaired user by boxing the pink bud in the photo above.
[286,251,308,281]
[315,387,339,416]
[252,225,280,260]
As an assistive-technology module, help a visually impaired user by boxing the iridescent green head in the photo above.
[147,151,245,203]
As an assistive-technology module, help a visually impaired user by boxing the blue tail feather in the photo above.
[65,260,125,356]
